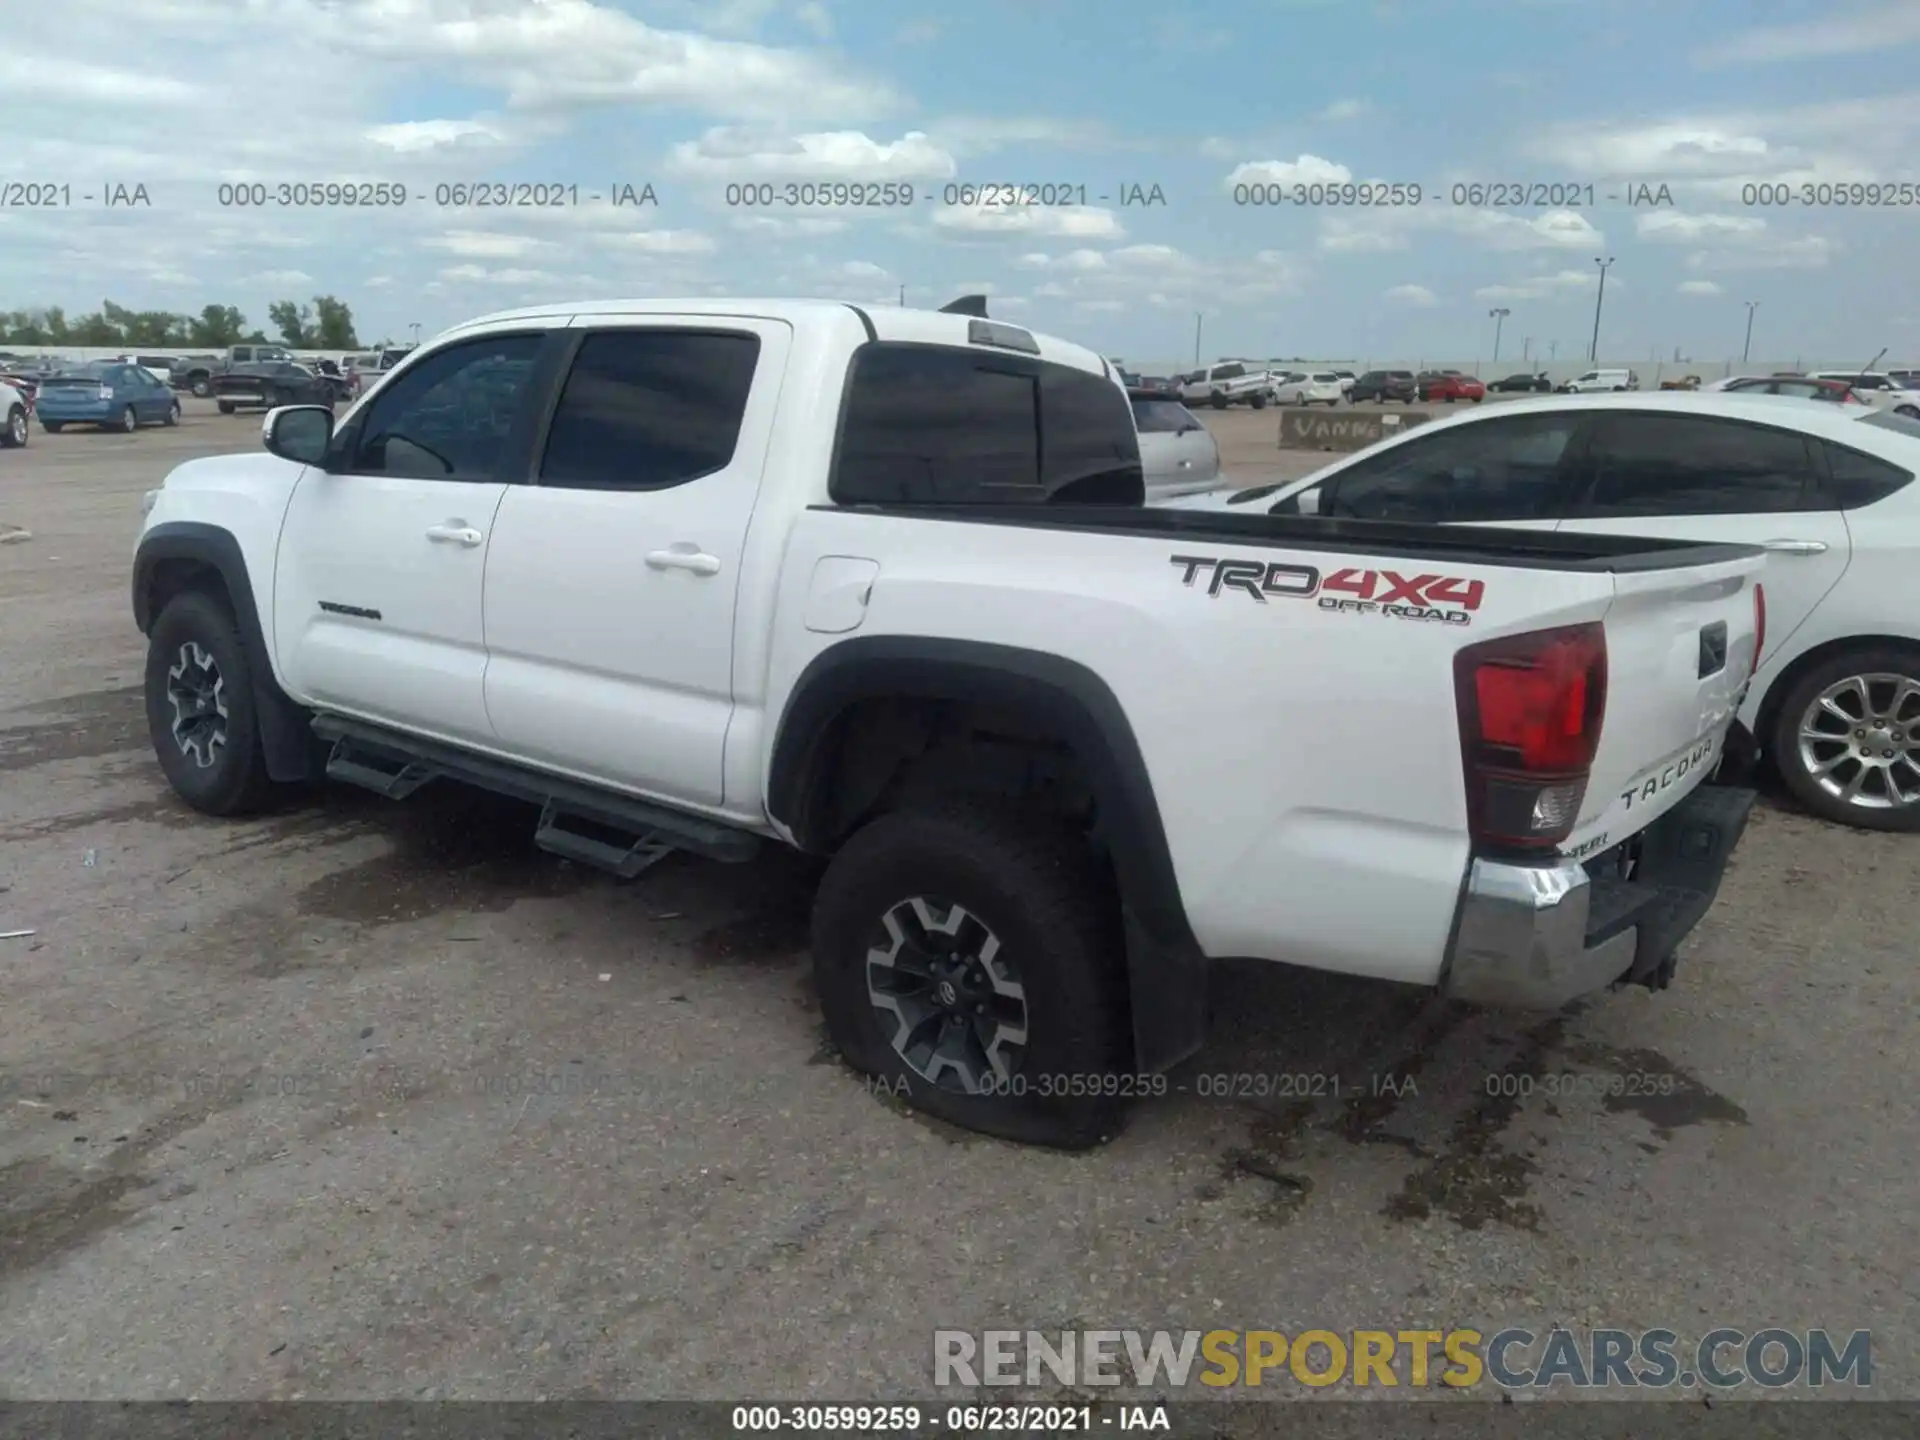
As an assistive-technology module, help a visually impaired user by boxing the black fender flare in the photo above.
[132,521,317,783]
[768,636,1208,1072]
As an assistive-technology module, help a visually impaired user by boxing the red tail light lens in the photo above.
[1454,623,1608,851]
[1752,583,1767,676]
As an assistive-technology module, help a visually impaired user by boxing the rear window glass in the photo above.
[832,343,1142,505]
[1819,438,1913,508]
[1131,398,1193,433]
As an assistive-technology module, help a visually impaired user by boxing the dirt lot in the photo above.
[0,401,1915,1400]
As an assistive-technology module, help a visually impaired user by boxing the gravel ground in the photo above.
[0,401,1913,1402]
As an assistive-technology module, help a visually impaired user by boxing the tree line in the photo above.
[0,296,370,351]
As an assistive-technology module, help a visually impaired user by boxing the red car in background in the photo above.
[1416,370,1486,404]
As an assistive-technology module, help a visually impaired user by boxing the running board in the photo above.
[310,714,761,873]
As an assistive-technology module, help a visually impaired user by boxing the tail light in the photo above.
[1751,583,1767,676]
[1453,622,1608,852]
[96,385,114,400]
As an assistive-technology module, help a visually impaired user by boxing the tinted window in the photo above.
[1132,398,1194,433]
[539,330,759,491]
[352,333,542,480]
[1574,414,1817,517]
[832,343,1140,505]
[1358,372,1386,384]
[1321,413,1580,523]
[1213,363,1245,380]
[1819,439,1914,508]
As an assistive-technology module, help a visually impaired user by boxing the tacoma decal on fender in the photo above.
[1171,556,1484,626]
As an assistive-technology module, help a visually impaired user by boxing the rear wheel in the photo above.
[2,405,25,448]
[1896,404,1920,419]
[164,401,181,426]
[1210,392,1229,410]
[1770,647,1920,831]
[1250,393,1267,410]
[143,591,277,816]
[217,400,236,415]
[813,802,1131,1149]
[119,406,138,433]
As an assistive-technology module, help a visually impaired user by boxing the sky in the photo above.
[1,0,1916,365]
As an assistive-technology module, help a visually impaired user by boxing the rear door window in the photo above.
[1569,412,1820,516]
[1319,412,1582,523]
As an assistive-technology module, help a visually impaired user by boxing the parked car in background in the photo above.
[173,345,297,398]
[36,361,181,433]
[1128,387,1223,500]
[1179,360,1275,410]
[1659,375,1703,391]
[212,361,336,413]
[1349,369,1416,403]
[1489,372,1553,393]
[1417,371,1486,404]
[1136,375,1181,396]
[1812,372,1920,418]
[1,377,29,448]
[1331,369,1356,394]
[1559,368,1637,393]
[1177,393,1920,831]
[131,355,180,385]
[1722,376,1867,406]
[1273,371,1345,406]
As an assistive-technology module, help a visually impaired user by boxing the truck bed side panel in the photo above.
[763,510,1627,987]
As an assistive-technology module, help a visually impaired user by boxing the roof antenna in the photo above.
[939,295,989,318]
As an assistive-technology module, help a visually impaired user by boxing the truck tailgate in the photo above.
[1561,551,1765,856]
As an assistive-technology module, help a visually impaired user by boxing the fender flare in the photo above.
[132,521,317,782]
[767,636,1207,1071]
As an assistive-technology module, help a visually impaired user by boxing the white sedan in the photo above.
[1271,371,1345,406]
[1171,391,1920,832]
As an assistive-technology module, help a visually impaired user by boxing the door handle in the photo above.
[425,523,483,546]
[646,548,722,576]
[1760,538,1828,555]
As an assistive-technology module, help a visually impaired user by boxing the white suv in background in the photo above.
[1813,372,1920,417]
[1273,371,1345,406]
[1560,368,1638,393]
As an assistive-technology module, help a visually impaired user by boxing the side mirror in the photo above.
[263,405,334,466]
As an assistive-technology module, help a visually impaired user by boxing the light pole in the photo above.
[899,285,906,307]
[1549,340,1558,361]
[1742,300,1759,363]
[1193,312,1203,368]
[409,321,421,347]
[1488,307,1510,364]
[1522,336,1532,364]
[1588,257,1614,362]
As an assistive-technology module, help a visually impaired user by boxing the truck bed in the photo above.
[821,500,1764,573]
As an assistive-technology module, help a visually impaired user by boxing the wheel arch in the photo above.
[767,636,1208,1072]
[133,521,317,782]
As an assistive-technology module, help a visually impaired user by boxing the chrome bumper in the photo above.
[1441,857,1636,1010]
[1441,785,1756,1010]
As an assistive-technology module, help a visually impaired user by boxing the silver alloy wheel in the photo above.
[1796,672,1920,811]
[121,406,137,433]
[865,896,1029,1094]
[165,641,229,769]
[6,408,24,446]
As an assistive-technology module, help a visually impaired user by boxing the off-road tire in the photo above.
[1769,646,1920,832]
[813,802,1131,1149]
[144,591,276,816]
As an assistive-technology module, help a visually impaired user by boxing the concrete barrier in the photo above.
[1278,407,1434,451]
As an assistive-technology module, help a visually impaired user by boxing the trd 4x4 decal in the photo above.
[1170,554,1484,626]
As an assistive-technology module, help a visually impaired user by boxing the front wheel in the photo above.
[164,401,181,426]
[813,802,1131,1149]
[1769,648,1920,831]
[143,591,276,816]
[1250,393,1267,410]
[1896,404,1920,419]
[118,406,138,433]
[2,405,25,448]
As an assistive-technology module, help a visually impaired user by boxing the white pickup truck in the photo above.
[132,298,1763,1148]
[1180,360,1277,410]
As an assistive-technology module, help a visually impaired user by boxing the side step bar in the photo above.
[312,715,761,877]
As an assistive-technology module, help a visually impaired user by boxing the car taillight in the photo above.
[1453,622,1608,852]
[96,385,113,400]
[1752,583,1766,676]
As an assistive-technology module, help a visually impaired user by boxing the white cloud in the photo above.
[423,231,553,260]
[593,229,718,254]
[731,214,847,237]
[668,127,955,179]
[1321,206,1603,255]
[1225,154,1353,190]
[1474,270,1599,302]
[1635,212,1768,243]
[1314,99,1373,123]
[1695,7,1920,66]
[925,116,1115,156]
[0,55,200,104]
[932,204,1125,240]
[439,264,566,286]
[244,270,316,287]
[1684,237,1836,272]
[796,2,832,38]
[840,260,889,279]
[365,118,510,153]
[1678,280,1724,296]
[1383,284,1437,306]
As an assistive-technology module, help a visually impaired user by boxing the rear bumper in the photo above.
[1441,783,1756,1010]
[38,402,114,423]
